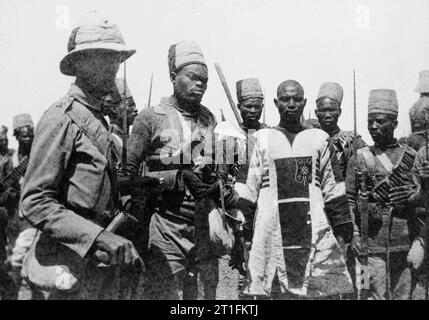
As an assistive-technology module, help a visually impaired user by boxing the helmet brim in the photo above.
[60,43,136,76]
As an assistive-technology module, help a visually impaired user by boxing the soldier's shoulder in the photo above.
[39,95,75,127]
[199,104,214,117]
[198,104,216,125]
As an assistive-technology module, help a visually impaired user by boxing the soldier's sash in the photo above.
[274,156,312,290]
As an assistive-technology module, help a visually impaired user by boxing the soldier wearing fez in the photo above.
[315,82,366,182]
[4,114,39,299]
[19,11,143,299]
[222,78,267,299]
[233,80,354,299]
[345,89,422,299]
[128,40,222,299]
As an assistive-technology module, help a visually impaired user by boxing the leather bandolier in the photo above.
[357,146,417,254]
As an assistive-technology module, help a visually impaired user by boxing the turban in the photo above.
[368,89,398,116]
[168,40,206,74]
[13,113,34,132]
[409,96,429,133]
[236,78,264,103]
[60,10,136,76]
[415,70,429,94]
[316,82,343,105]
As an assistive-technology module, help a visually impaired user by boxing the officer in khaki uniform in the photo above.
[19,11,142,300]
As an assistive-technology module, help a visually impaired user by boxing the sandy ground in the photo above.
[216,255,239,300]
[8,255,429,300]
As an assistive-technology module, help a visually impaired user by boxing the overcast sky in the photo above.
[1,0,429,150]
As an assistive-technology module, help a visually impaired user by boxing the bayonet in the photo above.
[354,69,369,300]
[147,73,153,108]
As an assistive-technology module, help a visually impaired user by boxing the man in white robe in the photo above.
[235,80,354,299]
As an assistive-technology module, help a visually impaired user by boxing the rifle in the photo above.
[353,70,370,300]
[214,62,242,126]
[141,73,153,177]
[425,113,429,300]
[121,62,128,171]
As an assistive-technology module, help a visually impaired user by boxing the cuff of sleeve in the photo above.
[63,221,104,259]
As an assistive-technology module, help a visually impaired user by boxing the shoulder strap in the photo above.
[357,146,377,176]
[65,100,119,209]
[65,101,109,157]
[373,148,395,174]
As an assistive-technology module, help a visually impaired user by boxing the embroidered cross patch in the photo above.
[295,157,312,185]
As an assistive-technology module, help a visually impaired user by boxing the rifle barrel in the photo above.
[122,62,128,169]
[147,73,153,108]
[214,62,242,126]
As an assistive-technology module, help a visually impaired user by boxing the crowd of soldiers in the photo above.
[1,10,429,300]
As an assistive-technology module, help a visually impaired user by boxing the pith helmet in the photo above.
[60,10,136,76]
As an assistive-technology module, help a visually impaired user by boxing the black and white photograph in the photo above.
[1,0,429,308]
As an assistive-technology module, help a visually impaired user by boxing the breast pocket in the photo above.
[67,136,110,213]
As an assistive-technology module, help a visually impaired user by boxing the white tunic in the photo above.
[236,127,352,298]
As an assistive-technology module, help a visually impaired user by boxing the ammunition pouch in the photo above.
[363,148,416,206]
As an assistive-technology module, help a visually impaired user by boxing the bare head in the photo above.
[274,80,306,128]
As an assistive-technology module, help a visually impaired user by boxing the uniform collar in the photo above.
[240,122,265,132]
[164,95,199,119]
[375,138,399,151]
[68,83,103,112]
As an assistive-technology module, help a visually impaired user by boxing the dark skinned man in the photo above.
[315,82,366,181]
[104,78,138,162]
[315,82,367,296]
[345,89,421,299]
[127,40,220,299]
[0,125,15,299]
[218,78,267,299]
[2,114,38,299]
[234,80,353,299]
[0,126,13,182]
[19,11,142,300]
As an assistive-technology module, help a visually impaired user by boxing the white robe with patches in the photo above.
[236,127,352,298]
